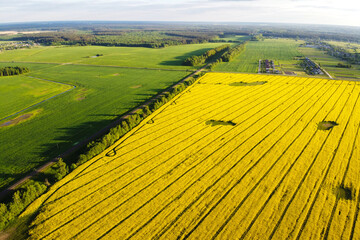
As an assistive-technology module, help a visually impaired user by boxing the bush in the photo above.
[0,66,30,76]
[183,44,230,66]
[52,158,69,181]
[221,41,248,62]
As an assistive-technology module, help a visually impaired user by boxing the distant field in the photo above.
[0,43,227,70]
[217,35,251,42]
[0,75,72,120]
[0,63,188,189]
[325,41,360,53]
[26,73,360,240]
[299,47,360,80]
[214,39,304,73]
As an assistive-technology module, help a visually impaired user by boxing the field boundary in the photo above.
[0,76,76,123]
[0,61,192,72]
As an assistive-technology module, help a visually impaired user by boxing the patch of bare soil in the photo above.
[130,85,142,89]
[229,81,267,86]
[75,89,89,101]
[0,231,10,240]
[206,120,236,126]
[0,113,33,128]
[284,71,296,75]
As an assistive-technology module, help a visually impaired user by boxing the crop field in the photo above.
[0,75,72,120]
[0,62,188,189]
[216,35,251,42]
[213,39,304,74]
[26,73,360,239]
[299,46,360,80]
[0,43,227,70]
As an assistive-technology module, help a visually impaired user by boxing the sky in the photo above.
[0,0,359,27]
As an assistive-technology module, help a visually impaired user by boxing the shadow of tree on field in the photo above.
[89,114,121,117]
[159,48,214,66]
[0,173,30,201]
[37,118,115,162]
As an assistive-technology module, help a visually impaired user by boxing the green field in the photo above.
[299,46,360,79]
[0,43,227,70]
[0,75,72,120]
[216,35,251,42]
[213,39,304,73]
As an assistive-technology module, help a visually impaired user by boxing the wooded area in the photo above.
[0,66,29,76]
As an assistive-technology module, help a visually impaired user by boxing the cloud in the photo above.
[208,0,256,1]
[0,0,359,26]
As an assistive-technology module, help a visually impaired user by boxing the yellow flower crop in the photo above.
[26,73,360,240]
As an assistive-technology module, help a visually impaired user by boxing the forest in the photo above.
[1,22,359,49]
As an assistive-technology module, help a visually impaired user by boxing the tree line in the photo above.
[0,72,205,231]
[0,66,30,76]
[250,34,265,41]
[221,41,248,62]
[0,182,46,230]
[183,44,231,66]
[12,30,219,49]
[207,41,248,70]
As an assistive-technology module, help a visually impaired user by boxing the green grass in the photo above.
[299,47,360,80]
[0,63,188,189]
[0,43,227,70]
[228,81,267,86]
[213,39,304,73]
[217,35,251,42]
[0,75,72,120]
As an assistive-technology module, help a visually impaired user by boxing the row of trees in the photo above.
[336,62,352,68]
[0,72,204,231]
[74,74,202,167]
[13,31,219,49]
[221,41,248,62]
[250,34,265,41]
[207,41,248,70]
[183,44,230,66]
[261,29,360,42]
[0,66,30,76]
[0,182,47,229]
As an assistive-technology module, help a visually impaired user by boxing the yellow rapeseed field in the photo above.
[25,73,360,239]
